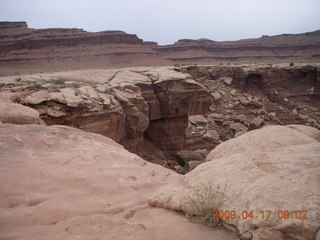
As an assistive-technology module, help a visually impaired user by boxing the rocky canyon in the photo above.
[0,21,320,240]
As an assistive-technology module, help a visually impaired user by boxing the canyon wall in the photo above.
[0,63,319,172]
[0,22,320,73]
[0,68,212,165]
[154,31,320,63]
[0,22,170,71]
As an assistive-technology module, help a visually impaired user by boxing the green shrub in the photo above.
[188,181,226,227]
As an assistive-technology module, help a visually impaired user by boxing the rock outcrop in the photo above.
[1,63,319,171]
[0,68,212,165]
[180,63,320,168]
[0,92,43,124]
[149,125,320,240]
[0,123,237,240]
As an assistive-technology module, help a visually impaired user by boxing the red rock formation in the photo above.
[0,22,171,71]
[0,68,212,165]
[0,22,320,72]
[153,31,320,63]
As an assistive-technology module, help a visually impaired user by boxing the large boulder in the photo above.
[0,124,236,240]
[149,125,320,240]
[0,92,42,124]
[0,103,41,124]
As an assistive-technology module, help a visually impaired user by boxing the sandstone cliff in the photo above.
[0,22,170,71]
[0,21,320,73]
[0,68,212,166]
[0,63,319,172]
[154,31,320,63]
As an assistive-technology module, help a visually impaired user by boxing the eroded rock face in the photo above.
[154,31,320,63]
[0,22,171,71]
[0,123,237,240]
[0,68,212,162]
[149,125,320,240]
[181,63,320,162]
[1,22,320,72]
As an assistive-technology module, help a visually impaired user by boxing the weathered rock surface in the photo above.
[0,123,237,240]
[176,149,205,166]
[0,103,41,124]
[181,63,320,160]
[204,129,220,143]
[149,125,320,240]
[1,63,319,173]
[189,115,208,125]
[0,67,212,165]
[0,93,42,124]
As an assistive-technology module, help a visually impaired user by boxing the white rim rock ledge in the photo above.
[148,125,320,240]
[0,123,237,240]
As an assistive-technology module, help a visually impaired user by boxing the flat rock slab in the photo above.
[0,124,237,240]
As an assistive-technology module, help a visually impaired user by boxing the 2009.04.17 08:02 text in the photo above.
[211,210,308,220]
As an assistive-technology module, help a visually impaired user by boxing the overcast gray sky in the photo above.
[0,0,319,45]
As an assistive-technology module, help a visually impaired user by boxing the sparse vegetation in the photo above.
[187,181,226,227]
[26,83,42,90]
[289,62,294,67]
[71,82,80,88]
[6,83,16,88]
[50,84,60,92]
[51,78,65,85]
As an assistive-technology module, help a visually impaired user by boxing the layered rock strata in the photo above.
[154,31,320,63]
[0,22,170,71]
[172,63,320,172]
[1,22,320,72]
[0,68,212,164]
[0,63,319,172]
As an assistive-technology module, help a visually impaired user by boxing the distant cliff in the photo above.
[0,22,170,71]
[153,31,320,63]
[0,21,319,72]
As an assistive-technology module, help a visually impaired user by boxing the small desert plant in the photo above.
[51,78,65,85]
[26,83,42,90]
[71,82,80,88]
[289,62,294,67]
[6,83,16,88]
[188,181,226,227]
[50,84,60,92]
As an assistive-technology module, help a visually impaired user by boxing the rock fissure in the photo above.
[0,63,319,173]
